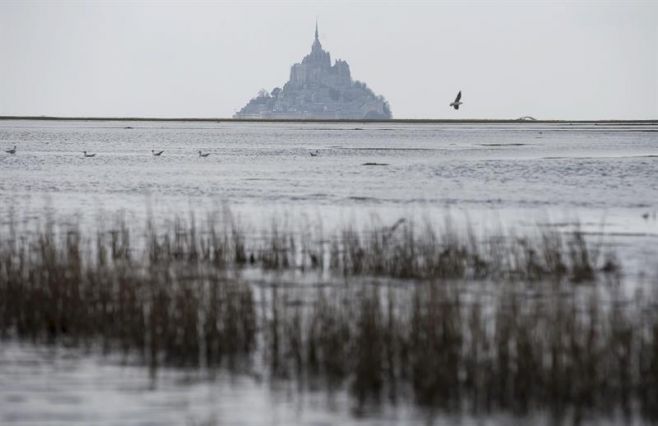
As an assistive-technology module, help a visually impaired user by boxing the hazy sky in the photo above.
[1,0,656,119]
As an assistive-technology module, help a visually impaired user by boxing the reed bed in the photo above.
[15,209,616,282]
[0,211,655,422]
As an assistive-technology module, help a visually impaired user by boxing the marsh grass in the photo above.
[261,280,658,421]
[70,210,616,283]
[0,215,257,369]
[0,210,655,421]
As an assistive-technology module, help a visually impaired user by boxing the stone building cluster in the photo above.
[234,24,392,120]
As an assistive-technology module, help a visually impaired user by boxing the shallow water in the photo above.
[1,121,657,212]
[1,120,657,425]
[0,341,646,426]
[1,120,657,273]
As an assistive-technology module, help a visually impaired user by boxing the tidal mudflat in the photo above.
[1,120,657,425]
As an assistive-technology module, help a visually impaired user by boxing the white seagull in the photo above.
[450,91,463,110]
[5,145,16,154]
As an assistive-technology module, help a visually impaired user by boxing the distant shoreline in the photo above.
[0,116,656,125]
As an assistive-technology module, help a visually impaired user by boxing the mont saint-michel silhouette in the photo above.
[235,23,392,120]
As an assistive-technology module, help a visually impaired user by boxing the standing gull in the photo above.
[450,91,463,110]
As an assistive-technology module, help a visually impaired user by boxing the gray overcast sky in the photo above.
[0,0,656,119]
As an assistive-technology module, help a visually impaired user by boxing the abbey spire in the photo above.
[312,20,322,51]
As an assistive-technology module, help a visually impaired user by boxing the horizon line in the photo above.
[0,116,656,125]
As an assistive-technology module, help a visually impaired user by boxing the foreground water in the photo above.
[1,340,645,426]
[1,120,657,425]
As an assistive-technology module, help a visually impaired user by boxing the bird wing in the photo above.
[455,91,462,102]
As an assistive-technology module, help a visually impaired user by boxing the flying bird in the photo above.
[152,150,164,156]
[83,151,96,157]
[450,91,463,110]
[198,150,210,158]
[5,145,16,154]
[309,150,319,157]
